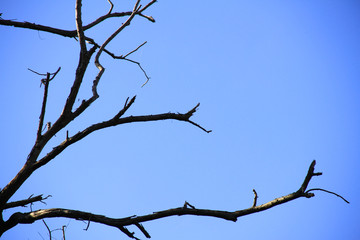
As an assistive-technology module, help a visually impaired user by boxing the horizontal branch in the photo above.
[33,101,210,170]
[0,4,156,38]
[3,160,339,239]
[4,195,51,210]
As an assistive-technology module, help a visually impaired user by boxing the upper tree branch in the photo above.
[31,67,61,140]
[75,0,87,53]
[0,1,156,38]
[33,101,209,170]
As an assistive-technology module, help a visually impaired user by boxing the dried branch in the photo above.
[75,0,87,53]
[252,189,258,207]
[4,195,51,210]
[29,67,61,140]
[33,102,209,170]
[306,188,350,203]
[95,0,141,69]
[123,41,147,58]
[3,161,345,239]
[124,58,151,87]
[134,222,151,238]
[42,220,51,240]
[107,0,114,15]
[101,41,151,86]
[0,2,156,38]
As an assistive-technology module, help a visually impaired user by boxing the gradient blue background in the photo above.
[1,1,359,239]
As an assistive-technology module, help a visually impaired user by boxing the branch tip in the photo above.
[252,189,258,207]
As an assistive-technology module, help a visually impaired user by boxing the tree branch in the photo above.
[4,195,51,210]
[29,67,61,140]
[33,102,209,170]
[3,160,341,239]
[0,3,156,38]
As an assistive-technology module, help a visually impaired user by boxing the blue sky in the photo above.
[1,1,359,239]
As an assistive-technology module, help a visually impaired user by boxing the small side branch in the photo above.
[306,188,350,203]
[252,189,258,208]
[28,67,61,140]
[42,219,52,240]
[4,194,51,210]
[3,161,348,239]
[107,0,114,15]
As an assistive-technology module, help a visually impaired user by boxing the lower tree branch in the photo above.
[2,160,345,239]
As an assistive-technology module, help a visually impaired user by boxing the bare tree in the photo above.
[0,1,348,239]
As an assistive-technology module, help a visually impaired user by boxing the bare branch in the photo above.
[123,41,147,58]
[62,225,66,240]
[124,58,151,87]
[3,160,340,239]
[33,103,209,170]
[134,222,151,238]
[183,201,196,209]
[4,195,51,210]
[0,4,156,37]
[306,188,350,204]
[95,0,141,69]
[75,0,87,52]
[107,0,114,15]
[252,189,258,208]
[29,67,61,140]
[299,160,322,193]
[42,220,51,240]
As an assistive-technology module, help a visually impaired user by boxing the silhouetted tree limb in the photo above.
[0,1,156,38]
[0,0,347,239]
[4,195,51,210]
[2,161,348,239]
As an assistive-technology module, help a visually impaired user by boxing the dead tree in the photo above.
[0,1,348,239]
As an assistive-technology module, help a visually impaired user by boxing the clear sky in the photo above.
[1,1,359,239]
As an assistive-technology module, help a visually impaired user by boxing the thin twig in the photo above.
[124,41,147,58]
[123,58,151,87]
[306,188,350,203]
[183,201,196,209]
[4,194,51,209]
[252,189,258,207]
[107,0,114,15]
[134,222,151,238]
[42,220,52,240]
[62,225,66,240]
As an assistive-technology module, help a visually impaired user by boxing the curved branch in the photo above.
[306,188,350,203]
[33,101,209,170]
[0,3,156,38]
[3,161,336,239]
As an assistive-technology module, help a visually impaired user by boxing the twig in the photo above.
[113,96,136,119]
[28,67,60,140]
[107,0,114,15]
[42,220,51,240]
[124,41,147,58]
[123,58,151,87]
[84,218,91,231]
[134,222,151,238]
[4,194,51,209]
[183,201,196,209]
[306,188,350,203]
[62,225,66,240]
[252,189,258,207]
